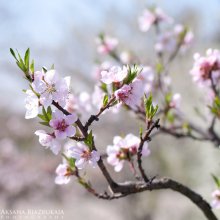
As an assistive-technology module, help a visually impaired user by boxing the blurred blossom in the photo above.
[137,66,155,93]
[138,7,173,32]
[169,93,181,109]
[55,163,71,185]
[120,51,132,64]
[155,25,193,54]
[0,138,18,158]
[190,49,220,87]
[92,85,105,110]
[96,35,118,55]
[174,24,194,52]
[101,66,128,84]
[211,189,220,209]
[66,92,92,119]
[92,61,112,80]
[24,90,39,119]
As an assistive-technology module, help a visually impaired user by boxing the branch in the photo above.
[85,96,116,131]
[137,119,160,182]
[103,178,218,220]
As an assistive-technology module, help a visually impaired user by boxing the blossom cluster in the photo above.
[11,4,220,213]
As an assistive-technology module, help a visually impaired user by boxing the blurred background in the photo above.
[1,0,220,219]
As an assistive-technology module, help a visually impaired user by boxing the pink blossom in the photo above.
[155,31,176,53]
[32,69,69,108]
[115,80,144,108]
[120,51,132,64]
[174,24,194,51]
[35,130,61,155]
[55,163,72,185]
[92,86,105,110]
[92,61,112,80]
[96,35,118,55]
[174,24,194,46]
[137,66,155,93]
[155,25,193,54]
[49,110,77,140]
[211,189,220,209]
[139,7,172,32]
[68,143,100,169]
[190,49,220,87]
[65,92,92,118]
[101,66,128,84]
[107,134,150,172]
[24,90,39,119]
[169,93,181,109]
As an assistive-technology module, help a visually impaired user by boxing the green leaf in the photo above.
[39,121,50,127]
[212,174,220,188]
[166,111,175,123]
[47,106,52,120]
[30,59,34,73]
[100,83,108,93]
[103,94,108,107]
[156,62,164,74]
[41,106,51,122]
[139,126,143,138]
[16,50,27,71]
[38,114,47,121]
[84,130,93,150]
[209,96,220,117]
[68,158,76,169]
[61,153,76,170]
[144,93,159,120]
[10,48,18,62]
[24,48,30,70]
[165,93,172,104]
[123,64,140,84]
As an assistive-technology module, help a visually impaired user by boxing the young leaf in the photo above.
[38,114,47,121]
[24,48,30,70]
[100,83,108,93]
[84,131,93,150]
[10,48,19,62]
[39,121,50,127]
[103,94,109,107]
[144,93,159,120]
[30,59,34,73]
[212,174,220,188]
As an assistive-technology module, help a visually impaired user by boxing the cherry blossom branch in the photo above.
[52,100,119,192]
[113,178,218,220]
[81,175,217,220]
[128,104,220,146]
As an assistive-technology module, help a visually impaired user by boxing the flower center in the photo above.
[117,87,132,101]
[64,167,74,177]
[201,61,219,80]
[57,119,68,132]
[116,146,138,160]
[81,150,92,161]
[46,83,56,94]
